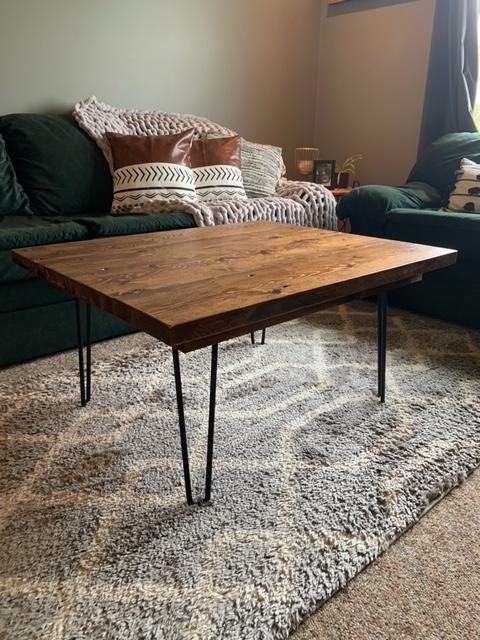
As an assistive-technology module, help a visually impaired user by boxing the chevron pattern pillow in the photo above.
[112,163,196,211]
[446,158,480,214]
[192,136,247,202]
[193,165,247,202]
[106,130,197,213]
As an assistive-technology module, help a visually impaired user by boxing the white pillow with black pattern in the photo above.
[446,158,480,214]
[240,140,286,198]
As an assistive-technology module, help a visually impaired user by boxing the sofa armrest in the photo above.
[274,179,337,229]
[337,182,442,237]
[385,208,480,259]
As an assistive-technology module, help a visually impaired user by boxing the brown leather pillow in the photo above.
[105,129,197,213]
[191,135,242,168]
[106,129,194,170]
[191,135,246,202]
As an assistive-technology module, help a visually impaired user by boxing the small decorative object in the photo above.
[313,160,336,187]
[335,154,363,188]
[295,147,320,181]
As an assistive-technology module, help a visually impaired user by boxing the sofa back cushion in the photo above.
[409,132,480,200]
[0,135,32,215]
[0,114,112,215]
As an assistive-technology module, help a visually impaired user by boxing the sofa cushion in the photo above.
[0,278,72,313]
[336,182,441,237]
[0,215,88,283]
[385,208,480,259]
[0,301,134,367]
[408,132,480,200]
[76,212,195,238]
[0,114,112,215]
[0,135,32,215]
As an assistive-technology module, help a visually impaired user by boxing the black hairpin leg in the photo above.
[377,292,388,403]
[172,348,194,505]
[204,344,219,503]
[86,303,91,403]
[75,299,92,407]
[250,329,266,345]
[172,344,219,505]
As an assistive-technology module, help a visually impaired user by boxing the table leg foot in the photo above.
[250,330,266,345]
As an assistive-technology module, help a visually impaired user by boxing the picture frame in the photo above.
[313,160,336,188]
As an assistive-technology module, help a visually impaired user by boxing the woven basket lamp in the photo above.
[295,147,320,181]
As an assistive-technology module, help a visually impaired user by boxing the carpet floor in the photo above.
[294,467,480,639]
[1,301,480,639]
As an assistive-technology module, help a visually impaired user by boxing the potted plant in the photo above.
[335,154,363,188]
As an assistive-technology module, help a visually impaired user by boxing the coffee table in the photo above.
[12,222,457,504]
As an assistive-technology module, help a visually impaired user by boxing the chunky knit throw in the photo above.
[73,97,337,229]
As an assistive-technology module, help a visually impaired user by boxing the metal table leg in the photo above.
[172,344,219,504]
[172,348,194,505]
[204,344,218,503]
[250,329,266,345]
[75,300,91,407]
[377,292,388,403]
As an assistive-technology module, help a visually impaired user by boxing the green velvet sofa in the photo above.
[337,132,480,329]
[0,114,195,366]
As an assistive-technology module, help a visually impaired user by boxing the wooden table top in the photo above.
[13,222,457,352]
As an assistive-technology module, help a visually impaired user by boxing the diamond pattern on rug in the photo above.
[1,301,480,639]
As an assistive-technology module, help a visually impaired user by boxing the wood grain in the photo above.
[13,222,457,351]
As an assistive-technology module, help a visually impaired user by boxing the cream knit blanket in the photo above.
[73,97,337,230]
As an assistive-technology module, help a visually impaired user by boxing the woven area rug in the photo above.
[1,302,480,639]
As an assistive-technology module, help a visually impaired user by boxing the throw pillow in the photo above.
[0,114,111,215]
[191,135,247,202]
[106,130,196,212]
[0,134,32,215]
[446,158,480,213]
[240,139,285,198]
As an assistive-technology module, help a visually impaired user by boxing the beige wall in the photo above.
[315,0,436,185]
[0,0,436,182]
[0,0,321,172]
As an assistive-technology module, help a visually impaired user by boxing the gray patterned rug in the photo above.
[1,302,480,640]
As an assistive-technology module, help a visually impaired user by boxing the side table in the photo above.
[330,188,352,233]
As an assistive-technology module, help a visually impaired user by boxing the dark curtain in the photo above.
[418,0,480,151]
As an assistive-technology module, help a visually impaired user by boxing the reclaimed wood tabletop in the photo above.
[13,222,457,351]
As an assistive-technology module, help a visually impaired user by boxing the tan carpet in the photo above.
[294,468,480,640]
